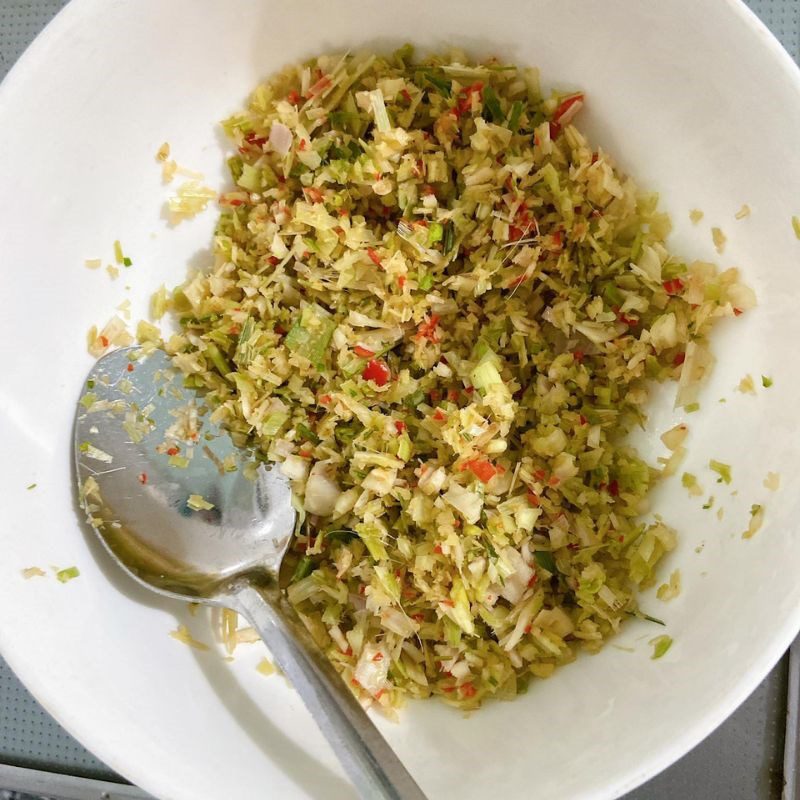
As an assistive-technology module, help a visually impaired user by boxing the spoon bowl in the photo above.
[74,346,295,599]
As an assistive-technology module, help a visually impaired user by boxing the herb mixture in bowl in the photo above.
[154,48,753,709]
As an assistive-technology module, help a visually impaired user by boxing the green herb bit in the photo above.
[650,635,673,659]
[626,610,666,626]
[442,221,455,253]
[291,555,315,582]
[761,375,773,388]
[507,101,524,132]
[427,221,444,247]
[482,85,503,122]
[418,69,451,97]
[709,459,732,485]
[533,550,557,573]
[56,566,80,584]
[419,273,435,291]
[296,423,321,444]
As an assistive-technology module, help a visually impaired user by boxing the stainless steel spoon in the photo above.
[74,346,426,800]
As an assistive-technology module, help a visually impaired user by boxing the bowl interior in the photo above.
[1,1,800,798]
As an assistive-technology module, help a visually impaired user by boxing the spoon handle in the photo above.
[230,582,428,800]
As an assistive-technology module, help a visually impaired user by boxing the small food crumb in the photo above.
[156,142,171,162]
[709,459,732,485]
[116,299,132,321]
[26,483,37,490]
[256,658,276,676]
[657,445,686,477]
[737,374,756,395]
[650,635,673,659]
[236,627,261,644]
[689,209,704,224]
[106,264,119,280]
[84,258,102,270]
[21,567,46,579]
[734,204,751,220]
[742,503,765,539]
[87,315,133,357]
[763,472,780,491]
[167,181,217,221]
[681,472,703,497]
[702,495,715,510]
[150,285,173,321]
[656,569,681,601]
[793,216,800,240]
[716,507,724,521]
[761,375,773,388]
[79,442,113,463]
[711,226,726,254]
[113,240,124,265]
[660,423,688,451]
[187,494,215,511]
[685,402,700,413]
[169,624,209,651]
[55,566,80,583]
[694,544,704,554]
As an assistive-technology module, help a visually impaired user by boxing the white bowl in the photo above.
[1,1,800,798]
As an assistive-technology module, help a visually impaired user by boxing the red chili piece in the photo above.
[362,359,391,386]
[462,459,499,483]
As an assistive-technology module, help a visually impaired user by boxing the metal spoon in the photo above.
[74,346,426,800]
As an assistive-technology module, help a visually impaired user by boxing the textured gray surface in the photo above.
[1,1,799,798]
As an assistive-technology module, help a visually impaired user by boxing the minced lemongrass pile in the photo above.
[158,48,754,710]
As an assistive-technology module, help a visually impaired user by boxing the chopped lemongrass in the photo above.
[656,569,681,601]
[743,504,765,539]
[187,494,215,511]
[257,658,276,676]
[22,567,46,579]
[55,566,80,583]
[711,227,726,254]
[681,472,703,497]
[650,635,673,659]
[81,444,113,464]
[169,624,209,651]
[737,374,756,395]
[709,459,732,485]
[168,181,217,219]
[145,50,753,711]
